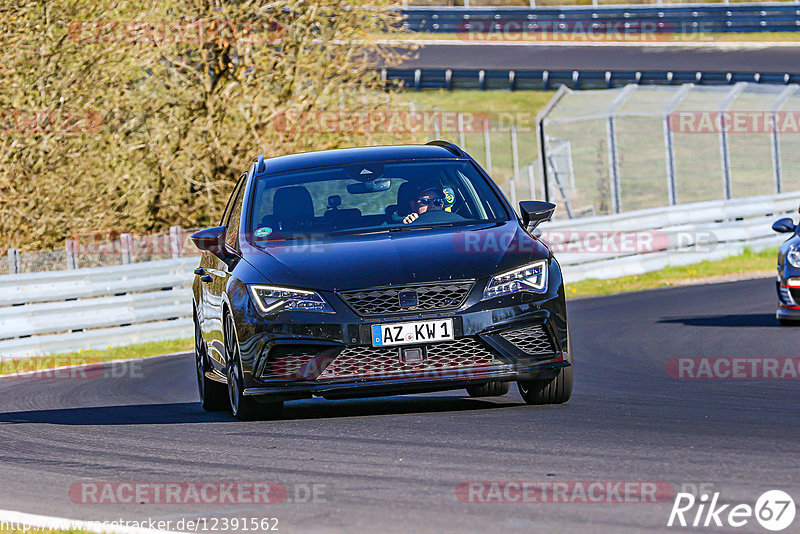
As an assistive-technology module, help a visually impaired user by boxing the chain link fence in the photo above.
[540,82,800,218]
[3,227,201,275]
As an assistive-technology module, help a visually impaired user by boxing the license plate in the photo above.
[371,319,454,347]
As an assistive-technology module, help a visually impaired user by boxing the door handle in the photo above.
[200,274,213,283]
[194,267,206,275]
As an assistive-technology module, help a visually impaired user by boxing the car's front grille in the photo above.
[338,282,473,316]
[317,337,506,380]
[500,325,556,356]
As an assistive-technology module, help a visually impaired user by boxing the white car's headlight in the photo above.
[787,245,800,269]
[249,285,334,313]
[483,260,548,300]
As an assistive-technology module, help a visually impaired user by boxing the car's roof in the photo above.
[259,145,467,176]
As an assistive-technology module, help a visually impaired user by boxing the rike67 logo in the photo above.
[668,490,796,531]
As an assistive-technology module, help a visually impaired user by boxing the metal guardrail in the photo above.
[1,192,795,357]
[0,258,197,358]
[546,191,800,281]
[383,67,800,90]
[402,4,800,33]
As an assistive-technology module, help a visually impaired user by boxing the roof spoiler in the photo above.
[426,140,466,157]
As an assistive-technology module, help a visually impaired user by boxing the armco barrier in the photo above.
[547,191,800,281]
[402,4,800,34]
[383,67,800,90]
[0,258,197,359]
[1,192,796,358]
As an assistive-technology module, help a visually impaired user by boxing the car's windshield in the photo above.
[247,159,509,243]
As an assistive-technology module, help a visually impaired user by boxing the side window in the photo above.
[225,174,247,249]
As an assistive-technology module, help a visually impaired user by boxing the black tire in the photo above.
[195,314,228,411]
[224,313,282,421]
[518,328,573,405]
[779,318,800,326]
[466,381,510,398]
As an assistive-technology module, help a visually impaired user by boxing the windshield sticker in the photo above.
[254,227,273,238]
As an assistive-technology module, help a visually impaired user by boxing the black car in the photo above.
[773,214,800,325]
[191,141,573,419]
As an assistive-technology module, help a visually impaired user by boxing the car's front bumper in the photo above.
[231,277,569,400]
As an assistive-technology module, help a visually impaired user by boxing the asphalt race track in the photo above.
[399,42,800,73]
[1,277,799,533]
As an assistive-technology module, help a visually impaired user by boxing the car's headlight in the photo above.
[483,260,548,300]
[249,285,334,313]
[787,245,800,269]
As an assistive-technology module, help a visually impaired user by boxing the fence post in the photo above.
[457,112,466,149]
[8,249,19,274]
[510,125,520,208]
[770,85,799,195]
[604,85,637,214]
[483,118,492,175]
[169,226,183,258]
[528,164,537,200]
[718,83,746,201]
[536,85,571,204]
[662,84,692,206]
[65,240,78,270]
[120,233,133,264]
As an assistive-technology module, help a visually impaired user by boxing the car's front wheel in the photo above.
[518,329,573,405]
[195,314,228,411]
[224,313,282,420]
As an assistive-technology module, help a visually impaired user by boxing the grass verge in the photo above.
[0,338,193,376]
[566,247,777,298]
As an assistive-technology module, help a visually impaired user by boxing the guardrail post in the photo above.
[169,226,183,258]
[510,125,520,207]
[8,249,19,274]
[120,233,133,264]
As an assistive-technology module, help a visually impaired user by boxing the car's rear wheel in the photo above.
[466,381,510,398]
[779,317,800,326]
[195,314,228,411]
[518,329,573,405]
[224,313,282,420]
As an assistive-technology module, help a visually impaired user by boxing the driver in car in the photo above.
[403,187,446,224]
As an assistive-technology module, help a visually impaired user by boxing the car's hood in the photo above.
[241,221,551,291]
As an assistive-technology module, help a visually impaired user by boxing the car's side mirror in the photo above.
[772,218,796,234]
[191,226,229,258]
[520,201,556,231]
